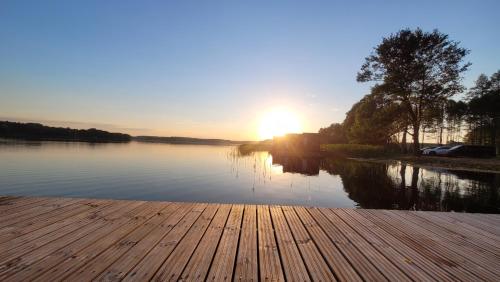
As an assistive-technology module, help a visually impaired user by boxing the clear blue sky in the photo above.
[1,0,499,140]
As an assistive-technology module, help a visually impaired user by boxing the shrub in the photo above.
[321,144,391,158]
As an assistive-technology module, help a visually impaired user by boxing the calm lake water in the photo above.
[1,140,499,213]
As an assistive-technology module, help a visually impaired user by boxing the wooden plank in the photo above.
[153,204,220,281]
[0,199,113,263]
[294,207,362,282]
[0,198,81,228]
[359,209,482,281]
[343,209,457,281]
[1,200,147,281]
[0,199,96,244]
[448,213,500,235]
[0,196,16,203]
[63,202,178,280]
[257,205,284,282]
[282,206,335,281]
[95,203,196,282]
[179,204,232,281]
[363,210,497,281]
[0,197,48,214]
[306,207,387,281]
[233,205,258,282]
[1,196,499,281]
[269,206,310,281]
[25,202,166,281]
[426,211,500,244]
[204,205,244,281]
[334,209,436,282]
[388,211,500,275]
[463,213,500,232]
[121,203,208,281]
[321,208,411,281]
[406,211,500,257]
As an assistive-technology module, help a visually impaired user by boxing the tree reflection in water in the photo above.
[228,148,499,213]
[322,158,499,213]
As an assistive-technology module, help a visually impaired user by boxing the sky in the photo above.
[1,1,499,140]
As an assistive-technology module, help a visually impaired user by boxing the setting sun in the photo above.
[258,108,302,140]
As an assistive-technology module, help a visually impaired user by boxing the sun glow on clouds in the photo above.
[258,108,302,140]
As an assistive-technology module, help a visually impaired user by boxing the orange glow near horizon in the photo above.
[258,108,302,140]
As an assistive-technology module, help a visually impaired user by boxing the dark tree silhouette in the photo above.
[357,28,470,155]
[0,121,131,142]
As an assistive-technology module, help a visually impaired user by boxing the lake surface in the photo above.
[1,140,499,213]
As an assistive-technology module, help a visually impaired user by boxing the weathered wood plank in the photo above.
[0,198,81,228]
[386,210,500,277]
[0,197,47,214]
[282,206,335,281]
[1,196,499,282]
[0,200,147,281]
[257,205,284,282]
[233,205,258,282]
[64,202,178,280]
[295,207,362,282]
[0,199,114,263]
[269,206,310,281]
[121,203,207,281]
[179,204,232,281]
[206,204,244,281]
[404,211,500,259]
[18,202,165,282]
[363,210,498,281]
[306,207,388,281]
[95,203,195,282]
[344,209,457,281]
[153,204,220,281]
[334,209,435,281]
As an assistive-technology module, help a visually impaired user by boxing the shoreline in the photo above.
[351,155,500,174]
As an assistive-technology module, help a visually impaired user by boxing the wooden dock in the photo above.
[0,196,499,281]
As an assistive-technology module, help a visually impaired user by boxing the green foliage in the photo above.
[342,92,403,145]
[357,28,470,154]
[321,144,393,158]
[318,123,347,144]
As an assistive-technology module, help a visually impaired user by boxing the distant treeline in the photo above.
[134,136,250,145]
[0,121,131,142]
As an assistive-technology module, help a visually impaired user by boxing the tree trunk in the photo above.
[401,128,407,154]
[412,124,420,155]
[492,119,498,155]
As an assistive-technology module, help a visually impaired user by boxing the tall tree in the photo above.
[466,71,500,152]
[357,28,470,155]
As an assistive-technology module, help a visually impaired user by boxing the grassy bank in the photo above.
[390,155,500,173]
[321,144,394,158]
[237,142,500,172]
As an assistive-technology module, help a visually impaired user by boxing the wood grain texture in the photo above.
[0,196,499,282]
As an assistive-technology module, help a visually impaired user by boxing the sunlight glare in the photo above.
[258,109,302,140]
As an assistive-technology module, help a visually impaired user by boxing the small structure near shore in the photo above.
[272,133,321,156]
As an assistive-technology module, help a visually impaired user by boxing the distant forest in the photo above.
[0,121,251,145]
[134,136,249,145]
[0,121,131,142]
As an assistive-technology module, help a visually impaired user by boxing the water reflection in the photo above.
[272,154,320,176]
[0,140,498,213]
[323,158,499,213]
[248,151,500,213]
